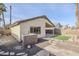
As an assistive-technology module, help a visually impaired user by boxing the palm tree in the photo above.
[0,3,6,28]
[10,5,12,25]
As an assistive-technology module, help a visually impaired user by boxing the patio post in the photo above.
[53,27,55,36]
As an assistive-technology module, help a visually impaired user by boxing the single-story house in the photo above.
[10,15,57,42]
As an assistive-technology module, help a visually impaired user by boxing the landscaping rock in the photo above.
[23,53,28,56]
[49,40,56,44]
[34,50,50,56]
[2,52,9,55]
[10,52,15,56]
[14,46,23,50]
[0,51,5,54]
[0,49,2,52]
[16,52,25,56]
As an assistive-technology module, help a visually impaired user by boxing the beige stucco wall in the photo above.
[10,18,54,41]
[45,19,54,27]
[10,25,21,42]
[20,18,46,39]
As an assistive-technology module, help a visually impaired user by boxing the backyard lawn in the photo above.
[54,35,70,41]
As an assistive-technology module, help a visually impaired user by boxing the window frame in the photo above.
[30,27,41,34]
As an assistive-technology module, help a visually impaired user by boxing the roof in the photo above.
[10,15,55,27]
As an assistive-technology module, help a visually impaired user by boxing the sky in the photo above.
[4,3,76,27]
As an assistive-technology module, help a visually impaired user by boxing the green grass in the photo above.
[54,35,70,41]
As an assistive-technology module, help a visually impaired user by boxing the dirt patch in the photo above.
[0,35,19,47]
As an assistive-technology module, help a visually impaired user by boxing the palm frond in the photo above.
[0,3,6,12]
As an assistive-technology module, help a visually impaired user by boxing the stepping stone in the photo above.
[10,52,15,56]
[16,52,25,56]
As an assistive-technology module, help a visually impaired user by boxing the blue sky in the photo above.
[4,3,76,26]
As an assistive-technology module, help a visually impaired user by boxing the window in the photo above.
[30,27,41,34]
[45,30,53,34]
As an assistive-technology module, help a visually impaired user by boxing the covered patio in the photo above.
[45,22,61,37]
[45,27,61,37]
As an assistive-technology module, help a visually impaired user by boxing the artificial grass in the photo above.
[54,35,70,41]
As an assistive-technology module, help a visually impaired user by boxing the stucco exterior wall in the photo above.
[20,18,46,39]
[10,17,55,41]
[10,25,21,42]
[45,19,54,27]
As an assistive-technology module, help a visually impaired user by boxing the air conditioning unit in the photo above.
[22,33,38,46]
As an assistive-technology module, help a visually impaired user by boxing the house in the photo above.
[10,15,56,42]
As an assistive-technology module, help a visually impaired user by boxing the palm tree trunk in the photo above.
[10,5,12,25]
[2,12,5,28]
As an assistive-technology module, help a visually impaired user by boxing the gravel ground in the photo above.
[1,35,79,56]
[44,45,79,56]
[0,35,19,47]
[0,36,51,56]
[56,41,79,53]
